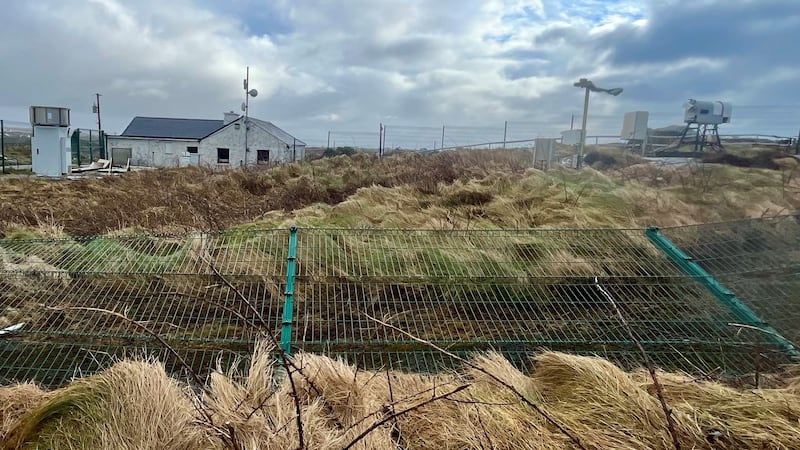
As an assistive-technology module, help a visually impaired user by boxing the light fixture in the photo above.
[573,78,623,169]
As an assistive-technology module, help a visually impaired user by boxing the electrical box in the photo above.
[684,99,732,125]
[560,129,583,146]
[30,106,70,127]
[621,111,649,140]
[30,106,71,177]
[533,138,557,170]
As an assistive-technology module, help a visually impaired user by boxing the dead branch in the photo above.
[593,277,682,450]
[362,312,587,450]
[69,307,208,393]
[342,384,470,450]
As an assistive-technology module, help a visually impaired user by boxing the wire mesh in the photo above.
[658,214,800,350]
[0,229,288,386]
[292,228,782,374]
[0,222,795,387]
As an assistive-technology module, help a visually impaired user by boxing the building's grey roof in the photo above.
[121,117,224,139]
[250,118,306,146]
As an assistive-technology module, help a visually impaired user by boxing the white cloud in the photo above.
[0,0,798,144]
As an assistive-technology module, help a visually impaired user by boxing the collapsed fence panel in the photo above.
[657,214,800,355]
[290,228,782,374]
[0,219,796,387]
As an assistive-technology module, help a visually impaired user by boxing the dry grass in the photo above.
[2,346,799,449]
[2,149,797,237]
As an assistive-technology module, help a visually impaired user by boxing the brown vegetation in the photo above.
[1,347,798,449]
[1,149,798,237]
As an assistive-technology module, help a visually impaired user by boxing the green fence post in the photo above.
[646,226,799,358]
[280,226,299,355]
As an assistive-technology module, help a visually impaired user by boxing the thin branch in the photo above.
[593,277,682,450]
[362,312,587,450]
[386,368,405,449]
[728,322,799,350]
[342,384,470,450]
[200,254,305,448]
[69,307,208,392]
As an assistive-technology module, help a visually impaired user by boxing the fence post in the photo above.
[280,225,299,355]
[645,226,799,358]
[1,119,5,174]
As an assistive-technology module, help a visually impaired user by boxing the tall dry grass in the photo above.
[2,347,799,449]
[2,149,797,237]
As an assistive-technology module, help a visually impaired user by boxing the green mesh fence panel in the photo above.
[290,228,780,375]
[0,222,794,388]
[0,230,288,386]
[658,214,800,352]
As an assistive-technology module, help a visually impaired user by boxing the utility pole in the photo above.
[93,93,103,158]
[503,120,508,149]
[379,123,383,157]
[327,130,331,149]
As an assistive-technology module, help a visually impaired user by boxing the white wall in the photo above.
[106,136,197,167]
[199,117,299,168]
[106,118,304,169]
[31,126,69,176]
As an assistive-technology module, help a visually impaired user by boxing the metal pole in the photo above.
[577,87,590,169]
[441,125,445,150]
[89,129,94,162]
[1,119,5,174]
[641,131,648,156]
[795,128,800,155]
[570,114,575,130]
[382,126,387,156]
[327,130,331,149]
[95,93,102,158]
[379,123,383,157]
[244,67,249,165]
[280,226,299,355]
[503,120,508,149]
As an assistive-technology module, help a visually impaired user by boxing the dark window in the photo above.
[257,150,270,164]
[700,109,710,114]
[187,146,198,154]
[217,148,230,164]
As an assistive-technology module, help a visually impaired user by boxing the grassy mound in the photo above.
[2,346,798,449]
[1,149,798,237]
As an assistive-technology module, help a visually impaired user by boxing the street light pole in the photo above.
[573,78,623,169]
[578,86,590,169]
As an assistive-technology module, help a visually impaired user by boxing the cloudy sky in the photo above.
[1,0,798,147]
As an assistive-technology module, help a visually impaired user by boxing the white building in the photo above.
[106,113,306,168]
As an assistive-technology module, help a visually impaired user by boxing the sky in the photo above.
[0,0,798,148]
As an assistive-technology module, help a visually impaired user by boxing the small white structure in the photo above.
[30,106,71,177]
[533,138,557,170]
[106,113,306,168]
[560,129,583,146]
[684,99,732,125]
[621,111,649,140]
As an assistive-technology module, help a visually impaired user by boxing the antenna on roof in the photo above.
[242,66,258,164]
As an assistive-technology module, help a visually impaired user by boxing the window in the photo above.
[187,146,198,154]
[700,109,710,114]
[217,148,230,164]
[257,150,270,164]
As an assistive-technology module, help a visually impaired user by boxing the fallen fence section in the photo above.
[0,216,797,387]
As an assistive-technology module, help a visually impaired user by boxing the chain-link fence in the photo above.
[1,216,797,387]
